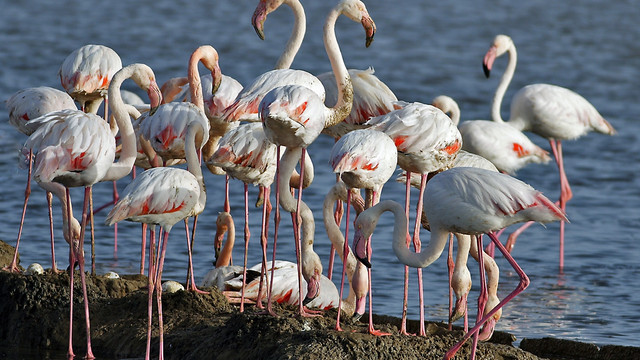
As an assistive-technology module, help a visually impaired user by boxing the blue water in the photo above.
[1,0,639,350]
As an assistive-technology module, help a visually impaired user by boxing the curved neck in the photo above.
[38,181,76,245]
[323,5,354,128]
[188,53,205,112]
[453,233,470,270]
[215,215,235,268]
[274,0,306,70]
[184,122,206,206]
[362,200,449,268]
[491,44,516,123]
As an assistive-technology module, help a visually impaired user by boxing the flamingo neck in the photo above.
[274,0,306,70]
[184,122,207,209]
[453,233,471,271]
[323,5,354,128]
[215,215,235,268]
[188,52,205,112]
[491,43,517,124]
[38,181,77,245]
[104,65,143,181]
[448,100,461,126]
[361,200,449,268]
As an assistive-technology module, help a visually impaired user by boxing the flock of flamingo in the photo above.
[3,0,616,359]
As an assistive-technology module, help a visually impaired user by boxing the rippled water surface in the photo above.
[1,0,639,350]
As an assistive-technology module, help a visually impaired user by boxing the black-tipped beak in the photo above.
[483,61,491,78]
[251,2,267,41]
[302,296,314,306]
[356,254,372,268]
[362,16,376,48]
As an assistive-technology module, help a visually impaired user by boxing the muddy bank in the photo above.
[1,240,638,360]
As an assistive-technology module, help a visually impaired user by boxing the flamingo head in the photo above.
[63,216,82,248]
[302,270,321,305]
[129,64,163,112]
[339,0,376,48]
[191,45,222,95]
[214,212,233,267]
[352,227,372,268]
[252,0,285,40]
[483,34,514,78]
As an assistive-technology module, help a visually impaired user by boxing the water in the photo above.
[1,0,639,350]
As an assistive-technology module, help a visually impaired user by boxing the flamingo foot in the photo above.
[298,306,323,318]
[258,307,279,317]
[2,264,21,273]
[477,318,496,341]
[368,326,391,336]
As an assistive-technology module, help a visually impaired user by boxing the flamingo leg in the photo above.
[78,186,95,359]
[112,180,119,259]
[365,189,390,336]
[264,148,281,317]
[447,233,454,331]
[155,229,170,360]
[46,191,61,274]
[550,139,570,271]
[256,186,271,309]
[335,190,352,331]
[445,231,530,360]
[65,187,76,359]
[185,217,207,294]
[4,149,33,273]
[140,223,147,275]
[89,188,96,275]
[240,183,251,312]
[145,225,156,360]
[413,174,428,336]
[224,174,231,213]
[400,172,412,335]
[327,173,343,280]
[505,220,535,253]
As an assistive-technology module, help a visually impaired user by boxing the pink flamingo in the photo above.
[106,119,206,360]
[432,95,551,175]
[330,128,396,335]
[365,101,462,335]
[352,167,566,359]
[22,63,162,359]
[4,86,76,273]
[483,34,616,269]
[202,212,339,310]
[258,0,375,317]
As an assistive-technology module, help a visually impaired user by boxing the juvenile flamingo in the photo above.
[352,167,566,360]
[482,34,616,269]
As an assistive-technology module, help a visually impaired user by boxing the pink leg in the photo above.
[365,189,390,336]
[264,149,281,317]
[550,139,570,271]
[155,229,170,360]
[240,183,251,312]
[145,225,156,360]
[184,217,207,294]
[224,174,231,213]
[413,174,428,336]
[445,232,530,360]
[328,174,344,280]
[4,149,33,273]
[505,221,535,253]
[89,190,96,275]
[447,233,454,331]
[256,186,271,308]
[400,173,412,335]
[46,191,61,273]
[65,188,76,359]
[112,180,119,259]
[78,187,95,359]
[140,223,147,275]
[335,190,352,331]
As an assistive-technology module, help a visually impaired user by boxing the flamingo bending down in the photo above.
[202,212,339,310]
[106,119,206,360]
[258,0,375,317]
[4,86,77,273]
[365,101,462,335]
[330,128,396,335]
[352,167,566,359]
[482,34,615,269]
[22,63,162,359]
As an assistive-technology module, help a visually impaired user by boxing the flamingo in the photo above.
[4,86,76,273]
[258,0,375,317]
[365,101,462,335]
[201,212,338,310]
[432,95,551,175]
[482,34,616,269]
[106,118,206,360]
[330,128,396,335]
[352,167,567,359]
[59,44,124,259]
[22,63,162,359]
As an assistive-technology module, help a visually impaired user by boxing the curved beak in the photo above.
[147,81,163,115]
[483,46,497,78]
[213,225,225,266]
[211,64,222,95]
[361,16,376,48]
[353,231,372,268]
[252,1,268,40]
[302,272,321,305]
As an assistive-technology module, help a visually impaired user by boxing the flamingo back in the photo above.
[59,44,122,102]
[7,87,77,135]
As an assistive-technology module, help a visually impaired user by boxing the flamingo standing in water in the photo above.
[23,63,162,360]
[330,128,396,335]
[352,167,566,359]
[482,34,616,269]
[106,119,206,360]
[4,86,76,273]
[365,101,461,335]
[258,0,375,317]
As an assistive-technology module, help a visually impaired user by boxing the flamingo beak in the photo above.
[361,16,376,48]
[302,272,320,305]
[450,294,468,323]
[353,231,372,268]
[211,65,222,95]
[148,81,163,115]
[478,318,497,341]
[483,46,497,78]
[252,1,268,40]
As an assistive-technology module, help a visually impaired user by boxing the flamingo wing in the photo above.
[7,87,77,135]
[59,44,122,100]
